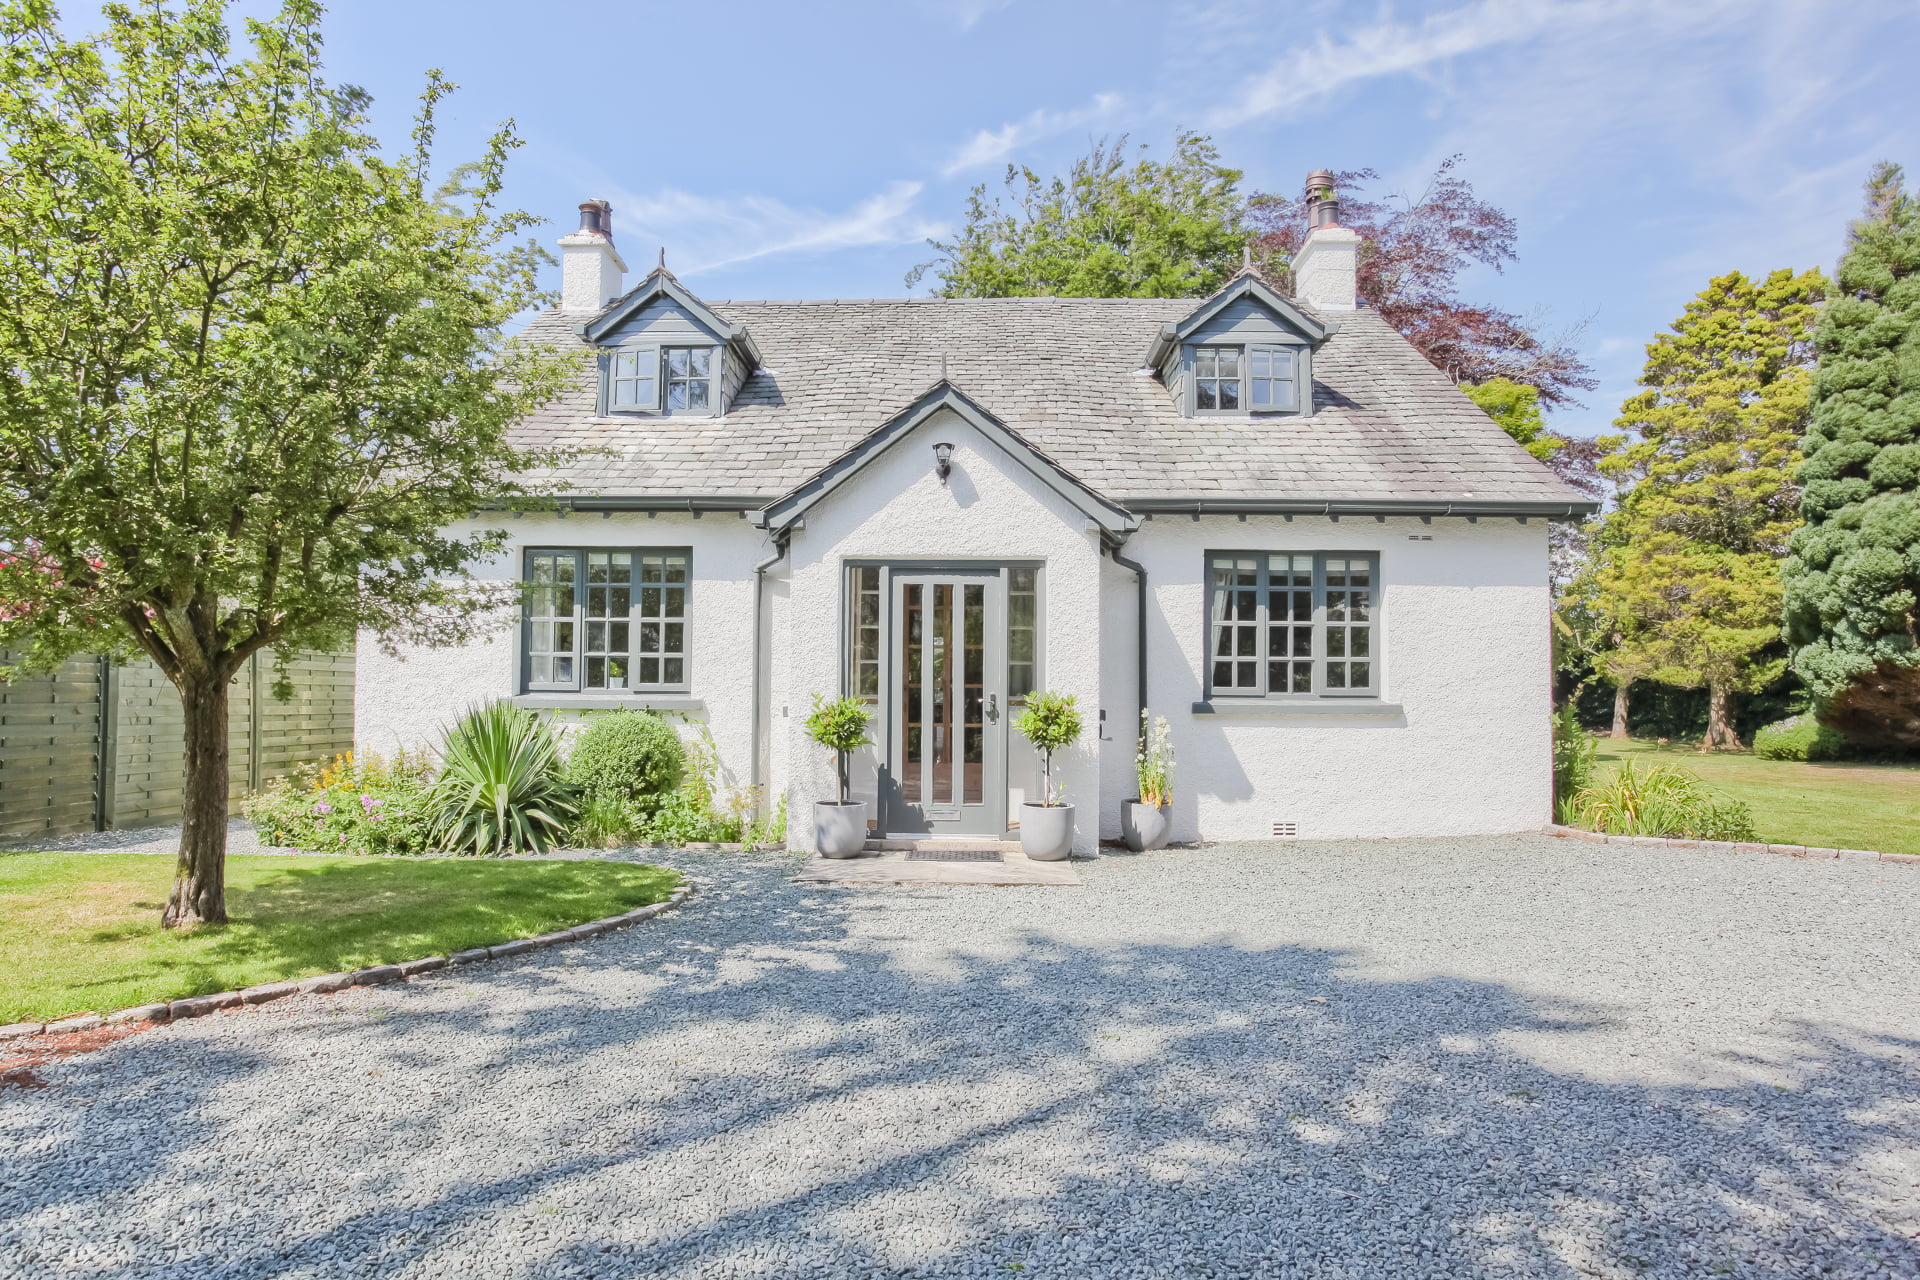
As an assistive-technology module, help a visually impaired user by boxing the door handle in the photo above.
[987,693,998,723]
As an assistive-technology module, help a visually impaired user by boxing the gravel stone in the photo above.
[4,834,1918,1280]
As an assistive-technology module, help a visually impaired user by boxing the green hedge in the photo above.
[1752,714,1850,762]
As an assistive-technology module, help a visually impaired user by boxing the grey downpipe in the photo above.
[749,537,789,814]
[1108,541,1149,735]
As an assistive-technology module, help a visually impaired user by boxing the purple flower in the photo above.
[360,794,383,811]
[311,801,333,816]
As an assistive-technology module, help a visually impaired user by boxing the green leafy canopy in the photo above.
[1579,267,1826,746]
[0,0,578,686]
[1783,162,1920,747]
[907,132,1260,299]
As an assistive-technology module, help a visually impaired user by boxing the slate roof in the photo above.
[509,293,1594,514]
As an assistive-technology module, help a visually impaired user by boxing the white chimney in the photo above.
[1291,170,1360,311]
[557,199,627,312]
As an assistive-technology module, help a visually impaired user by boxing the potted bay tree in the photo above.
[1014,691,1082,861]
[807,694,872,858]
[1122,709,1174,852]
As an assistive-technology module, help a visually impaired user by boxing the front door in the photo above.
[884,571,1008,836]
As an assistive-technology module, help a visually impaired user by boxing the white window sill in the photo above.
[1191,699,1404,720]
[513,693,704,712]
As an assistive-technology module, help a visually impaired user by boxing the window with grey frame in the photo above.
[603,344,717,414]
[1187,343,1300,415]
[524,548,689,693]
[1207,552,1376,697]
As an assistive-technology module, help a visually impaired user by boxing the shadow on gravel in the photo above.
[5,858,1918,1280]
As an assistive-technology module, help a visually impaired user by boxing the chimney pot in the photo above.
[577,199,613,240]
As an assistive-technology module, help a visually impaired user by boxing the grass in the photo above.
[0,852,680,1024]
[1593,738,1920,857]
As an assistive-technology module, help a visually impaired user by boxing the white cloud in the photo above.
[599,181,948,278]
[940,92,1126,177]
[1204,0,1668,129]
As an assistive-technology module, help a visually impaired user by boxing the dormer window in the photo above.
[665,347,712,411]
[1186,344,1300,416]
[603,344,720,415]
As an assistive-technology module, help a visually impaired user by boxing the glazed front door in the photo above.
[884,572,1008,836]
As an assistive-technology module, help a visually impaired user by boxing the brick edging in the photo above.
[1542,824,1920,866]
[0,881,695,1043]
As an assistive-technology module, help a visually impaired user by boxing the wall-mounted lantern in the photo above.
[933,442,954,484]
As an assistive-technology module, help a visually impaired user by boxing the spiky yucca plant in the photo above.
[429,702,576,856]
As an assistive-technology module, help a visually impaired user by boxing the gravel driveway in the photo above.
[4,834,1919,1279]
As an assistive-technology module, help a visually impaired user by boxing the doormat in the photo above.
[904,849,1004,863]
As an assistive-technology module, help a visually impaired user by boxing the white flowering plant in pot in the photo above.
[1124,710,1174,852]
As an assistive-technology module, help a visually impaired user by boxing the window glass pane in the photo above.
[667,382,687,410]
[686,380,710,409]
[689,348,710,375]
[1218,380,1239,410]
[1196,381,1217,411]
[667,349,689,375]
[665,348,716,412]
[1008,566,1039,699]
[629,551,688,687]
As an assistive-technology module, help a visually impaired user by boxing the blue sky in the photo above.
[270,0,1911,440]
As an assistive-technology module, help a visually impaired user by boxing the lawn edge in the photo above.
[1542,824,1920,865]
[0,879,695,1042]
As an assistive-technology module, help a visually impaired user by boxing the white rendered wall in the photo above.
[355,512,775,798]
[1118,515,1553,841]
[780,407,1106,853]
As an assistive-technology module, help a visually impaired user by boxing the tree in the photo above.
[0,0,572,926]
[1584,269,1827,749]
[1783,163,1920,749]
[908,132,1257,298]
[1463,377,1556,458]
[1247,156,1596,408]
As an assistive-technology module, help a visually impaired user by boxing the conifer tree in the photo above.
[1587,268,1827,748]
[1783,163,1920,748]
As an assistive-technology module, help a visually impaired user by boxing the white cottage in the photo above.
[356,186,1597,854]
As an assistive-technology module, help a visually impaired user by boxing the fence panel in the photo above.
[0,647,354,842]
[0,654,104,842]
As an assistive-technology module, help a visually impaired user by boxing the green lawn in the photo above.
[1593,738,1920,857]
[0,852,679,1023]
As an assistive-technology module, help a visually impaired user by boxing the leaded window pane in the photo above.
[1211,553,1378,699]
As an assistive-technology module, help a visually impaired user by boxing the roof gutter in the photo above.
[1120,496,1600,522]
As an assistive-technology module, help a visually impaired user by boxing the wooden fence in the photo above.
[0,649,354,843]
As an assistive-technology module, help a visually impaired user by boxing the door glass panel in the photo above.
[902,584,922,804]
[963,584,984,805]
[931,585,954,805]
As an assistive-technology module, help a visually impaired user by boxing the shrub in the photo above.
[246,750,435,856]
[1551,703,1597,823]
[1015,691,1082,806]
[566,710,685,809]
[1570,761,1760,842]
[1752,713,1849,762]
[428,702,576,856]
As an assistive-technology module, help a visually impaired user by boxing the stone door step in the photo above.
[863,838,1021,853]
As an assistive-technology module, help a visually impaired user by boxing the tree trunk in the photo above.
[163,671,231,928]
[1610,680,1632,738]
[1703,681,1739,752]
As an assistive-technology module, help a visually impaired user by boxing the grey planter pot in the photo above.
[1121,800,1171,852]
[814,801,867,858]
[1019,802,1075,861]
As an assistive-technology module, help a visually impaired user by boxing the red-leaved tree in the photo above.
[1248,155,1596,408]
